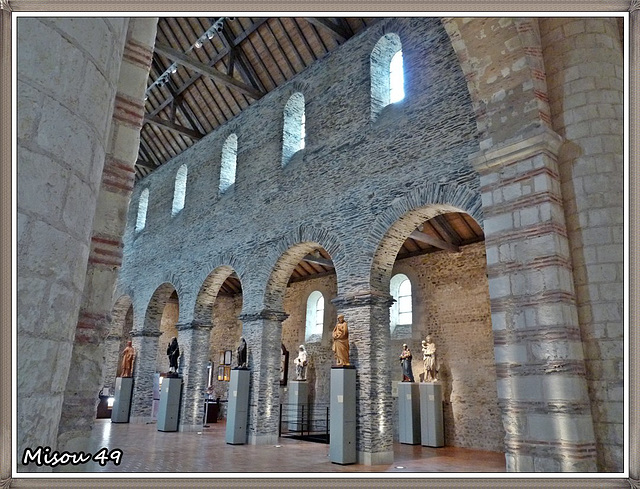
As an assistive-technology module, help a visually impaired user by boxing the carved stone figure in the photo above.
[236,337,248,369]
[332,314,350,366]
[399,343,414,382]
[120,340,136,378]
[294,345,308,380]
[422,335,438,382]
[167,336,180,373]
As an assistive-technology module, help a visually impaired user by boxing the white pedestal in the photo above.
[111,377,134,423]
[419,382,444,447]
[329,366,356,465]
[398,382,421,445]
[225,368,250,444]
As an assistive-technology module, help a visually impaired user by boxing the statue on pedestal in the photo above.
[167,336,180,375]
[120,340,136,378]
[332,314,350,366]
[236,337,248,369]
[399,343,414,382]
[422,335,438,382]
[294,345,308,380]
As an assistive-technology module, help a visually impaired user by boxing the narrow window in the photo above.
[219,134,238,194]
[370,33,403,121]
[389,50,405,104]
[281,92,305,166]
[390,273,412,337]
[135,188,149,232]
[172,164,187,216]
[305,290,324,342]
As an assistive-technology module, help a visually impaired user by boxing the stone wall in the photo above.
[16,17,130,464]
[113,16,624,471]
[208,295,243,401]
[156,301,179,372]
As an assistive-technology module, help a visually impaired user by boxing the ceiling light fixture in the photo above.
[145,16,230,96]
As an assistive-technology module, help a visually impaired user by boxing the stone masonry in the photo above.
[15,16,624,473]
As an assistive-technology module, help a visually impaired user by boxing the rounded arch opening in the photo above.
[371,204,504,453]
[194,265,244,404]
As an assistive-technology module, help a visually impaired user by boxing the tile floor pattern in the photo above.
[83,419,506,474]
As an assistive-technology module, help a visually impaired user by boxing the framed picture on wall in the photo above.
[218,350,225,365]
[217,366,225,381]
[224,350,232,365]
[223,366,231,381]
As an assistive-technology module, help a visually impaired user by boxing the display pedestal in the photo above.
[157,377,182,432]
[329,366,356,465]
[288,381,309,432]
[111,377,134,423]
[225,368,250,445]
[398,382,421,445]
[419,382,444,447]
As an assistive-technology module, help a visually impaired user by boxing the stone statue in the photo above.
[422,335,438,382]
[294,345,308,381]
[399,343,415,382]
[332,314,350,366]
[236,337,248,369]
[120,340,136,378]
[167,336,180,374]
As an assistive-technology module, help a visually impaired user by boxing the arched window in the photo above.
[305,290,324,342]
[390,273,412,337]
[370,33,403,120]
[389,50,405,104]
[219,133,238,194]
[281,92,305,166]
[172,164,187,216]
[135,188,149,232]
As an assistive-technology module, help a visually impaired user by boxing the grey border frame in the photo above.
[1,2,637,488]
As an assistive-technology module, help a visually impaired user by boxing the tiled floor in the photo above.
[84,419,506,475]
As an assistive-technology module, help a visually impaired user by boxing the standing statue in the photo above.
[236,337,248,369]
[399,343,415,382]
[294,345,308,381]
[422,335,438,382]
[332,314,350,366]
[167,337,180,374]
[120,340,136,378]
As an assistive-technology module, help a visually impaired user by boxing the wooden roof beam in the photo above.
[409,230,460,253]
[304,18,350,42]
[303,254,334,268]
[143,115,204,140]
[154,42,265,100]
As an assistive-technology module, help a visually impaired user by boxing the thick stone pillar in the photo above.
[55,18,157,456]
[16,17,130,469]
[177,320,213,431]
[129,331,161,423]
[239,310,288,445]
[473,125,597,472]
[540,17,624,472]
[332,292,394,466]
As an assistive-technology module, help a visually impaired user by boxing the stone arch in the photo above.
[369,183,482,292]
[441,17,551,149]
[261,225,345,312]
[142,282,179,334]
[101,295,134,389]
[193,264,241,325]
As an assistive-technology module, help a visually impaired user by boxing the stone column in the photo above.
[540,17,624,472]
[239,310,288,445]
[129,330,161,423]
[331,292,395,466]
[473,125,597,472]
[55,19,157,456]
[101,332,123,393]
[16,17,130,467]
[177,320,213,431]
